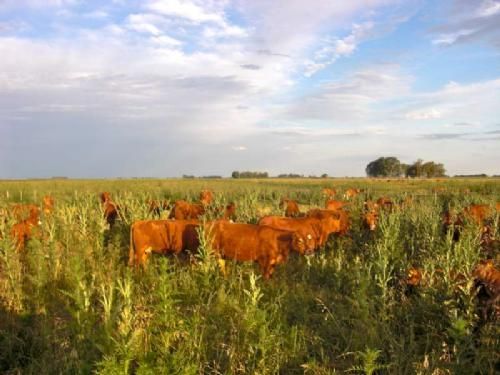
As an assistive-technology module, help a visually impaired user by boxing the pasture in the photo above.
[0,178,499,374]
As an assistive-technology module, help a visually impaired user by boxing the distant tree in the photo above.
[365,157,404,177]
[232,171,269,178]
[182,174,195,179]
[277,173,303,178]
[406,159,446,178]
[321,173,328,178]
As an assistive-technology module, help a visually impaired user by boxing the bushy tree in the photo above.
[365,157,405,177]
[231,171,269,178]
[406,159,446,177]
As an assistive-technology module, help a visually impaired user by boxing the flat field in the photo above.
[0,178,499,374]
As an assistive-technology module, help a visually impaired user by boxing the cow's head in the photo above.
[199,190,213,206]
[100,192,111,204]
[363,211,378,231]
[292,232,315,255]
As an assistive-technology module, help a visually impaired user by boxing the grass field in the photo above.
[0,178,499,374]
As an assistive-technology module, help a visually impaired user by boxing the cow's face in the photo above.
[292,233,315,255]
[406,268,422,286]
[199,190,213,205]
[363,211,378,231]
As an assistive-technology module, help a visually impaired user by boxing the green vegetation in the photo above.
[366,157,446,178]
[0,178,498,374]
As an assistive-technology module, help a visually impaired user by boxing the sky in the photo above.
[0,0,499,178]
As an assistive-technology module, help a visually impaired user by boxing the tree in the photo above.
[365,157,404,177]
[231,171,240,179]
[406,159,446,178]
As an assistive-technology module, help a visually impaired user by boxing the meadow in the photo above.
[0,178,498,374]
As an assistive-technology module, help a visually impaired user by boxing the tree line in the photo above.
[365,157,446,178]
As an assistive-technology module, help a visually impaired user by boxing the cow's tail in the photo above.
[128,223,135,267]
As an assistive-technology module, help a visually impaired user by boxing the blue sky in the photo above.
[0,0,499,178]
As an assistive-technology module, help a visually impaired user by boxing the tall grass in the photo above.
[0,178,498,374]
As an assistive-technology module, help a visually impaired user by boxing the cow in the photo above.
[473,259,500,323]
[325,199,348,211]
[222,202,237,221]
[463,204,492,226]
[10,207,42,250]
[306,209,350,235]
[42,195,55,215]
[443,204,493,242]
[401,267,423,297]
[321,188,336,199]
[100,192,121,227]
[280,198,301,217]
[148,199,171,218]
[258,215,342,250]
[129,219,200,266]
[376,197,394,211]
[11,204,40,222]
[441,210,462,241]
[200,190,214,206]
[343,188,361,200]
[204,221,304,279]
[169,200,205,220]
[363,210,379,231]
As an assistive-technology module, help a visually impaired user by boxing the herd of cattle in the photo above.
[1,187,499,322]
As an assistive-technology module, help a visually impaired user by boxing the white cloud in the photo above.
[432,29,476,45]
[304,21,374,76]
[476,0,500,17]
[146,0,225,25]
[405,108,442,120]
[231,146,247,151]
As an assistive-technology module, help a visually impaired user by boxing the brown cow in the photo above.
[306,209,350,235]
[42,195,55,215]
[463,204,492,225]
[321,188,336,198]
[222,202,237,220]
[280,198,301,217]
[10,207,41,250]
[11,204,40,222]
[129,219,200,266]
[169,200,205,220]
[343,188,361,200]
[443,204,493,241]
[100,192,121,227]
[205,221,302,279]
[258,215,342,250]
[100,192,111,204]
[325,199,348,211]
[473,259,500,323]
[363,210,378,231]
[376,197,394,211]
[200,190,214,206]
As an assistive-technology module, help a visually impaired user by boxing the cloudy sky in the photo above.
[0,0,499,178]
